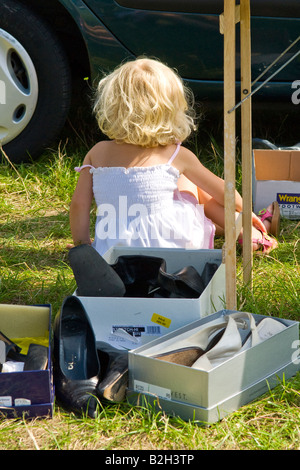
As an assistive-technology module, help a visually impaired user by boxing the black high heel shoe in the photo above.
[53,296,101,418]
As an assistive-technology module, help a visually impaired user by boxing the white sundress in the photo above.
[75,144,215,255]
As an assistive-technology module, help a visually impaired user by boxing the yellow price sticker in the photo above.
[151,313,171,328]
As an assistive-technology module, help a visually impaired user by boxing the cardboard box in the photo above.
[0,304,53,418]
[78,247,225,350]
[127,310,300,423]
[252,149,300,219]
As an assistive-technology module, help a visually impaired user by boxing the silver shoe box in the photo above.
[78,247,225,350]
[127,310,300,423]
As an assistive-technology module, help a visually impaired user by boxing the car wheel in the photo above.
[0,0,71,163]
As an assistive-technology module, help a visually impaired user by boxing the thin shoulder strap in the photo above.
[167,142,181,165]
[74,164,95,172]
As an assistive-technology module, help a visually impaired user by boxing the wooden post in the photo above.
[240,0,253,287]
[223,0,237,309]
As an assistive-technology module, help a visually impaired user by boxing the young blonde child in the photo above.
[70,57,277,255]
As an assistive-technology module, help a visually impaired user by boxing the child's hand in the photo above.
[66,240,93,250]
[252,213,267,233]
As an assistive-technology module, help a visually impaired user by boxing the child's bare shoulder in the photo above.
[175,144,200,170]
[179,145,196,157]
[87,140,112,163]
[90,140,112,154]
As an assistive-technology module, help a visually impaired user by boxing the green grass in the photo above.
[0,138,299,450]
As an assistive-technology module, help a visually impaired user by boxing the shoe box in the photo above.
[252,149,300,219]
[127,310,300,424]
[77,247,226,351]
[0,303,54,418]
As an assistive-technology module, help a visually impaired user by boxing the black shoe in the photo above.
[96,341,129,403]
[23,344,49,371]
[111,255,166,297]
[68,244,126,297]
[157,265,205,298]
[53,296,101,418]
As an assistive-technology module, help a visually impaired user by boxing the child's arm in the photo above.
[69,154,94,246]
[176,147,266,233]
[177,147,241,208]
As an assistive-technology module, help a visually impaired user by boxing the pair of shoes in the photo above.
[53,296,129,418]
[114,256,216,298]
[69,245,218,299]
[152,312,287,371]
[153,313,249,369]
[258,201,280,237]
[238,231,278,255]
[113,256,218,298]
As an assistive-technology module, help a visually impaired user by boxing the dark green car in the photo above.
[0,0,299,162]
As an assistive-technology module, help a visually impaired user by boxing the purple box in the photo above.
[0,304,53,418]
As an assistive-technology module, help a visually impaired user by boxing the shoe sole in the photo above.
[154,346,205,366]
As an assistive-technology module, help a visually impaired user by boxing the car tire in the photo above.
[0,0,71,163]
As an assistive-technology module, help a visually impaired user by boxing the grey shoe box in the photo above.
[127,310,300,423]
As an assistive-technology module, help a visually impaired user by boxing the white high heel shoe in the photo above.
[152,312,253,366]
[191,313,287,371]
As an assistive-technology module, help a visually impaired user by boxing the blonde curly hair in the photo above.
[93,58,196,147]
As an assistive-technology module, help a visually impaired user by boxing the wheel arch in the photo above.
[14,0,92,81]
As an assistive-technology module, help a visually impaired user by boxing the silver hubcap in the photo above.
[0,28,38,145]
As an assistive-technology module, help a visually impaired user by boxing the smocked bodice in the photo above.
[90,164,180,212]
